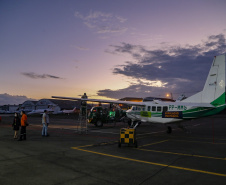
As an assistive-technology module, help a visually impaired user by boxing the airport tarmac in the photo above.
[0,113,226,185]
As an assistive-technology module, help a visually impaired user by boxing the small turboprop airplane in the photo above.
[27,104,57,115]
[61,107,77,114]
[52,54,226,133]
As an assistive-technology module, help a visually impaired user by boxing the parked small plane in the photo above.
[27,104,57,115]
[59,107,77,114]
[52,54,226,133]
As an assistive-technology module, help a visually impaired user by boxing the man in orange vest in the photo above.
[18,111,28,141]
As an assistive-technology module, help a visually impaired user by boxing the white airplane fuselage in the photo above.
[126,104,183,124]
[126,101,224,124]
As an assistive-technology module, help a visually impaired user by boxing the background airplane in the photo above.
[57,107,77,114]
[27,104,57,115]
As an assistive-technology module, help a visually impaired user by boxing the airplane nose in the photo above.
[126,109,131,113]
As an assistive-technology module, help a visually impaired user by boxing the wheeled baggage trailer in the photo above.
[118,128,137,148]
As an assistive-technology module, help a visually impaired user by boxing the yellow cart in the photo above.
[118,128,137,148]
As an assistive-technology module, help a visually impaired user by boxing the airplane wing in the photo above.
[52,96,145,106]
[52,96,216,108]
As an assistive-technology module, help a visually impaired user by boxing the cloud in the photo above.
[72,45,89,51]
[74,10,128,35]
[99,33,226,99]
[22,72,63,80]
[0,93,36,105]
[97,85,167,99]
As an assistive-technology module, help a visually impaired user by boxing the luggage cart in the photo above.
[118,128,137,148]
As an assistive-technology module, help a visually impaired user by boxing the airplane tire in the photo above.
[96,120,103,127]
[167,126,172,134]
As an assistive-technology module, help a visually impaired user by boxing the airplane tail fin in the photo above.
[203,55,225,106]
[183,54,225,106]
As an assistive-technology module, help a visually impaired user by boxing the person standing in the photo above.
[42,110,48,137]
[46,111,49,127]
[18,111,27,141]
[12,113,20,139]
[46,110,50,136]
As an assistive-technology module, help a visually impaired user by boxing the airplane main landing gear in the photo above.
[129,120,141,128]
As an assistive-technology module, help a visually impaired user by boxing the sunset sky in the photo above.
[1,0,226,105]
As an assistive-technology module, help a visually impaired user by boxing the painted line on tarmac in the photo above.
[172,139,226,145]
[75,141,118,148]
[137,130,166,136]
[74,140,226,161]
[193,124,200,127]
[168,135,226,141]
[90,130,167,137]
[90,130,119,135]
[77,144,95,148]
[71,146,226,177]
[139,140,169,147]
[136,148,226,161]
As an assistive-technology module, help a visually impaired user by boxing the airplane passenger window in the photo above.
[157,106,161,112]
[148,106,151,111]
[152,106,156,111]
[163,106,168,112]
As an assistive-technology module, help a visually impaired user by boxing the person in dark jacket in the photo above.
[18,111,28,141]
[12,113,20,139]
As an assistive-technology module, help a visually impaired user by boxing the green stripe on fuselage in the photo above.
[182,92,226,118]
[183,106,225,118]
[211,92,225,106]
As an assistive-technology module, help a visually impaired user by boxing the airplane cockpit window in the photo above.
[152,106,156,111]
[132,106,136,111]
[157,106,161,112]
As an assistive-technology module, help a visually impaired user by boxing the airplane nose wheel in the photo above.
[167,126,172,134]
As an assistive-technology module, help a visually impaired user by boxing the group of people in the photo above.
[12,110,50,140]
[12,111,27,140]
